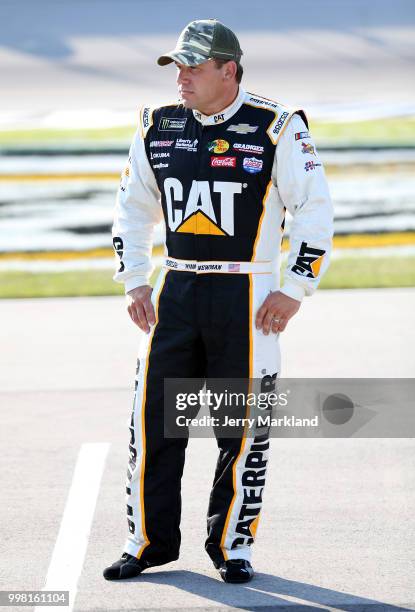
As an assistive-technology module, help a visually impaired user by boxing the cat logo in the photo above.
[231,434,269,549]
[113,237,125,272]
[163,178,243,236]
[230,372,275,549]
[292,241,326,278]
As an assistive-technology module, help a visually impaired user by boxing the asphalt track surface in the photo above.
[0,289,414,611]
[1,0,414,114]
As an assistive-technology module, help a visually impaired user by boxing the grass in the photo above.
[0,127,135,146]
[1,256,414,299]
[308,116,415,146]
[1,117,415,149]
[319,256,415,289]
[0,270,126,299]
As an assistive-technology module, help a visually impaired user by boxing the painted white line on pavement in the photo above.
[35,443,110,612]
[249,590,346,611]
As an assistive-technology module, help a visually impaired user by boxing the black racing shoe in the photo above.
[218,559,254,583]
[103,553,150,581]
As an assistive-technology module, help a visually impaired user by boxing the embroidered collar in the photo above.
[192,87,246,126]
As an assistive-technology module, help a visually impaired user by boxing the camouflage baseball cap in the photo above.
[157,19,243,67]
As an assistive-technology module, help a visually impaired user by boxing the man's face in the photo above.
[175,59,227,111]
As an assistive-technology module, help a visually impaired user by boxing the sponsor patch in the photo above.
[233,143,264,154]
[150,152,170,159]
[211,156,236,168]
[113,237,125,272]
[207,139,229,154]
[272,111,289,136]
[243,157,263,174]
[150,140,174,148]
[153,162,169,169]
[163,177,243,236]
[248,96,279,110]
[295,131,310,140]
[120,157,131,192]
[175,138,198,152]
[142,107,151,129]
[227,123,258,135]
[231,413,272,549]
[292,242,325,278]
[301,142,316,156]
[165,258,178,269]
[159,117,187,131]
[304,160,322,172]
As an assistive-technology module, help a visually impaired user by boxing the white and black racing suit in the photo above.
[112,87,333,567]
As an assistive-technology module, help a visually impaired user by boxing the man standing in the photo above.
[105,19,333,583]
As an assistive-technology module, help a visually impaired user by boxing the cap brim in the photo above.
[157,53,176,66]
[157,50,209,67]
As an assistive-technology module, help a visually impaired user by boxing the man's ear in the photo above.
[224,61,237,80]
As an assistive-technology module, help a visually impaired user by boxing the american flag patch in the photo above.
[295,131,310,140]
[228,263,240,272]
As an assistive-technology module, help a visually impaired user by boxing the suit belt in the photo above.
[163,257,275,274]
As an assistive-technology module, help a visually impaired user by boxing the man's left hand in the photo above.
[255,291,301,335]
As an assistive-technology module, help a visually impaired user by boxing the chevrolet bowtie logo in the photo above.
[227,123,258,135]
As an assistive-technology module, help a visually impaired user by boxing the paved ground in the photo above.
[0,289,414,611]
[1,0,414,115]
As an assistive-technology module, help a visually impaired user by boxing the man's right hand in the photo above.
[126,285,155,333]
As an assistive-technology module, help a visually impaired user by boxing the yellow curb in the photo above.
[281,233,415,251]
[0,174,119,182]
[332,232,415,248]
[0,235,414,262]
[0,245,165,262]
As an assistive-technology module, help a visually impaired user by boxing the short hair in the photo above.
[214,59,243,84]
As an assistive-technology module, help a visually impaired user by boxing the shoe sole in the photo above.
[219,572,254,584]
[103,554,179,581]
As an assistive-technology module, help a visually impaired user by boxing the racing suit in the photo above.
[112,86,333,568]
